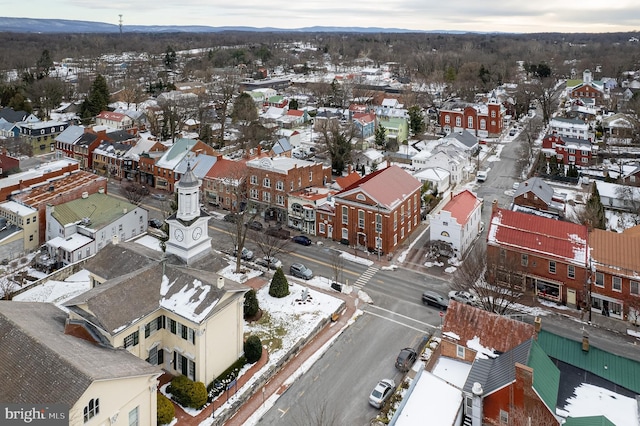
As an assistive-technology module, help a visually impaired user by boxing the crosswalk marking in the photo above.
[353,266,379,288]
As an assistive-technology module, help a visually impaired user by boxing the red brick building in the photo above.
[0,160,79,202]
[541,134,594,166]
[245,156,331,222]
[486,204,589,306]
[332,165,421,255]
[0,149,19,177]
[202,156,250,211]
[153,138,217,192]
[589,227,640,321]
[439,101,504,138]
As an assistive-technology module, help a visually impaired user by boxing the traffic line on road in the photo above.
[366,304,439,329]
[353,266,379,288]
[362,309,436,332]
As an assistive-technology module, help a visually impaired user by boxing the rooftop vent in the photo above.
[81,191,89,199]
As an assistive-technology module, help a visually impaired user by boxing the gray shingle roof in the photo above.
[463,339,533,395]
[515,176,555,204]
[65,241,247,334]
[0,302,160,405]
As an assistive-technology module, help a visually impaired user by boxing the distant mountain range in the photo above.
[0,17,470,34]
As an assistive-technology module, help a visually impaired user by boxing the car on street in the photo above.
[422,290,449,310]
[265,227,290,239]
[476,170,488,183]
[245,221,263,231]
[395,348,417,372]
[255,256,283,270]
[151,193,166,201]
[292,235,312,246]
[368,379,395,409]
[233,247,254,261]
[509,129,517,136]
[224,213,238,223]
[148,218,164,229]
[448,290,479,306]
[290,263,313,280]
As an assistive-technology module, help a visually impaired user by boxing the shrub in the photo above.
[168,375,207,409]
[269,267,289,298]
[244,289,259,318]
[187,381,208,409]
[157,393,175,425]
[244,335,263,363]
[207,356,247,401]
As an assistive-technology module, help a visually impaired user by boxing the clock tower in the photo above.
[165,163,211,264]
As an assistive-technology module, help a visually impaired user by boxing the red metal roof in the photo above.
[487,207,588,265]
[442,189,481,225]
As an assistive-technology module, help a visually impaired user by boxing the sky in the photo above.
[2,1,640,34]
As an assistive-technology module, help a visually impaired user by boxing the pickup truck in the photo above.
[476,170,488,183]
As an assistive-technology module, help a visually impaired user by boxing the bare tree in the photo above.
[291,399,339,426]
[615,185,640,225]
[121,182,149,205]
[252,231,291,266]
[453,244,530,315]
[157,91,199,142]
[211,70,241,147]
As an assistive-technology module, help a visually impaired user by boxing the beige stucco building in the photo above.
[0,302,161,426]
[0,200,39,254]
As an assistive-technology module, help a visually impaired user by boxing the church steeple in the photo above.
[176,162,200,222]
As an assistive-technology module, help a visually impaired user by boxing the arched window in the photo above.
[83,398,99,422]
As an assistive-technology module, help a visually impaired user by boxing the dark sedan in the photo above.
[292,235,312,246]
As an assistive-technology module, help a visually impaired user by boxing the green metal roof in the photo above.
[52,193,138,229]
[165,138,196,162]
[537,329,640,394]
[564,415,616,426]
[527,339,560,412]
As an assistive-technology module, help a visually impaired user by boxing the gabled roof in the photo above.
[589,227,640,279]
[175,153,218,181]
[106,129,137,143]
[205,156,248,181]
[537,329,640,394]
[271,138,292,155]
[55,125,85,144]
[444,130,478,149]
[462,338,560,414]
[487,207,588,265]
[156,138,198,169]
[441,189,481,225]
[0,107,31,123]
[332,170,362,190]
[443,300,535,354]
[96,111,127,122]
[336,165,421,210]
[0,302,159,406]
[65,242,246,332]
[514,176,555,204]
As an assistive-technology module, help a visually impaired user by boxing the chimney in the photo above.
[534,317,542,339]
[98,187,105,194]
[257,145,262,156]
[82,192,89,199]
[491,199,498,214]
[112,235,119,245]
[347,164,352,174]
[216,276,225,289]
[582,329,590,352]
[471,382,483,426]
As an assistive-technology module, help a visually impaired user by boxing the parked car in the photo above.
[255,256,282,270]
[245,221,263,231]
[395,348,417,372]
[224,213,238,223]
[448,290,479,306]
[509,129,517,136]
[476,170,488,183]
[369,379,395,409]
[265,227,290,239]
[151,193,166,201]
[233,247,254,261]
[148,218,164,229]
[290,263,313,280]
[292,235,312,246]
[422,290,449,310]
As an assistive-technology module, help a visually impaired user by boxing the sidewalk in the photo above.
[223,289,358,425]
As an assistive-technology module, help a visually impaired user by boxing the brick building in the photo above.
[0,160,79,202]
[202,156,249,211]
[245,156,331,222]
[153,139,217,192]
[486,204,589,306]
[439,100,504,138]
[541,134,594,166]
[332,165,421,255]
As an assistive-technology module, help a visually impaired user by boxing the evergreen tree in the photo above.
[407,105,425,136]
[80,74,110,124]
[164,45,177,70]
[584,183,606,230]
[374,123,386,148]
[288,98,299,110]
[269,268,289,298]
[232,92,258,123]
[243,289,260,318]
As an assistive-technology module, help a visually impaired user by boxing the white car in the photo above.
[369,379,395,409]
[448,290,480,306]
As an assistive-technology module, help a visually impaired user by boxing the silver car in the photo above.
[369,379,395,409]
[290,263,313,280]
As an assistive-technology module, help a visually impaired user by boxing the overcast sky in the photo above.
[3,1,640,33]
